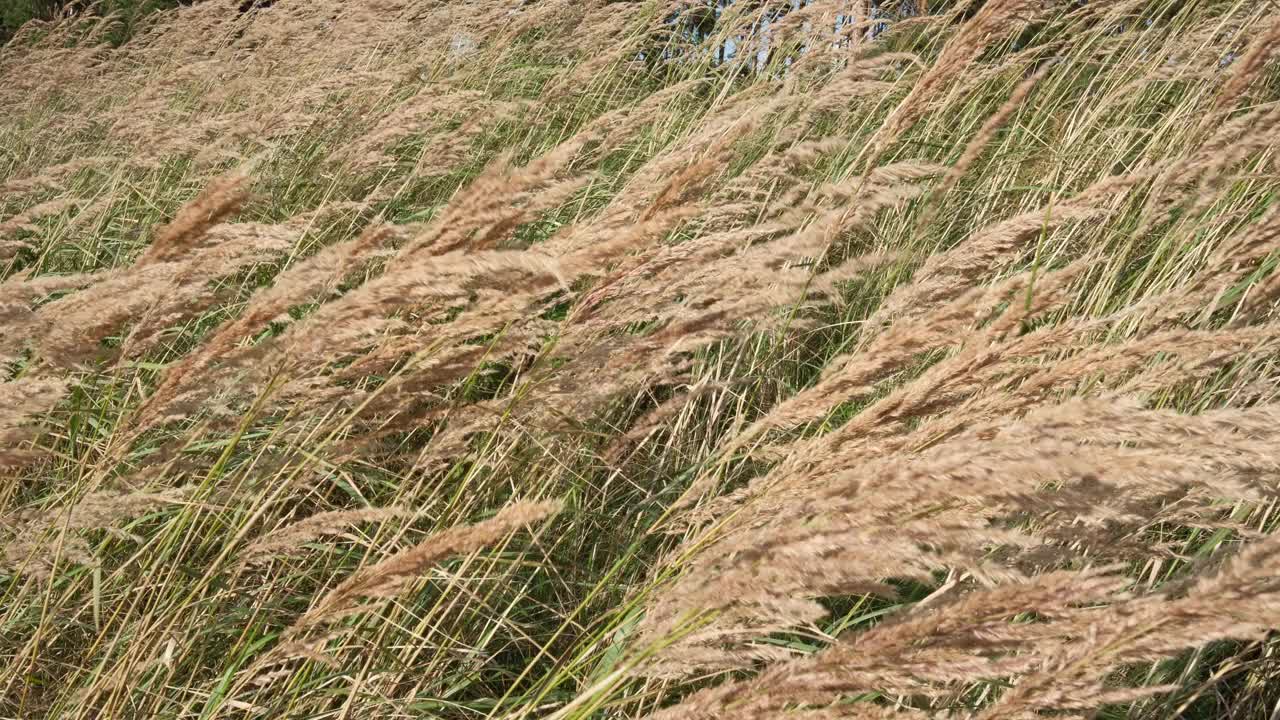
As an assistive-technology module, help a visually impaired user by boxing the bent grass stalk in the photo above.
[2,1,1280,718]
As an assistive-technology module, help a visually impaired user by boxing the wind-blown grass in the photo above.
[2,1,1280,718]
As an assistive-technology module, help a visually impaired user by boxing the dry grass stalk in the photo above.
[287,499,562,636]
[239,506,417,566]
[1,486,191,579]
[2,0,1280,717]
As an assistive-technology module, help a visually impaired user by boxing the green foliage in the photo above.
[1,0,184,46]
[0,0,55,44]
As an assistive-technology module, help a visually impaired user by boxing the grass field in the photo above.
[3,0,1280,717]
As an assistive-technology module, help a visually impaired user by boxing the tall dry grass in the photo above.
[2,0,1280,717]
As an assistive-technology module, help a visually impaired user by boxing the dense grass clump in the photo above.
[3,0,1280,717]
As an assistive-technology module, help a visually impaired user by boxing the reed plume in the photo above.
[2,1,1280,718]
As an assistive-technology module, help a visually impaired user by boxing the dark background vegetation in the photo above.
[1,0,184,44]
